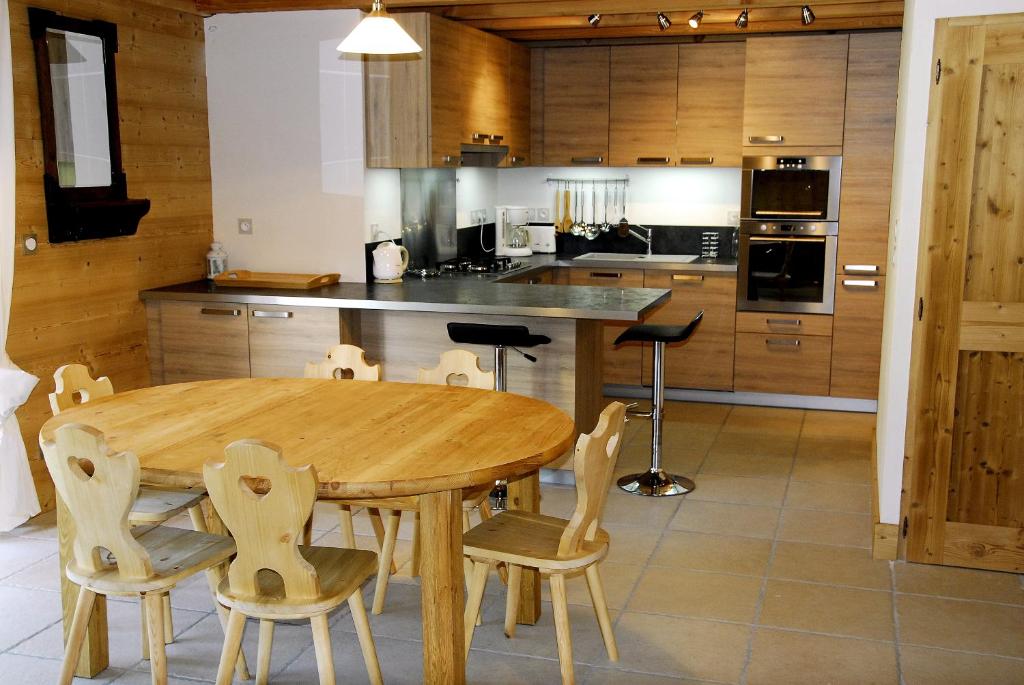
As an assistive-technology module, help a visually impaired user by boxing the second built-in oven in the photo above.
[738,221,838,315]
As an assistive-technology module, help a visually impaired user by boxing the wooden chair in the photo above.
[463,402,628,684]
[204,439,382,685]
[41,424,237,685]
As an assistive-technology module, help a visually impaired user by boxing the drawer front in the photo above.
[734,332,832,396]
[830,276,885,399]
[736,311,833,337]
[569,268,644,386]
[248,305,342,378]
[159,301,250,383]
[568,268,645,288]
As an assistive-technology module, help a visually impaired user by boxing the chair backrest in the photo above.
[204,440,321,601]
[41,424,153,580]
[49,364,114,416]
[303,344,380,381]
[416,349,495,389]
[557,402,627,557]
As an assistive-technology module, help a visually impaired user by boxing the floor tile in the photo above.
[602,524,660,566]
[0,586,63,652]
[650,531,773,577]
[468,599,615,662]
[790,455,871,484]
[0,653,122,684]
[759,579,894,640]
[580,666,714,684]
[627,566,762,623]
[0,552,62,592]
[618,438,705,474]
[800,411,875,441]
[777,509,872,548]
[721,405,805,436]
[796,436,872,460]
[108,671,196,684]
[541,562,644,611]
[664,401,731,427]
[897,594,1024,658]
[746,628,897,685]
[4,509,58,540]
[708,431,799,459]
[769,541,890,590]
[670,500,780,539]
[601,489,682,529]
[899,645,1024,685]
[784,480,871,514]
[687,474,788,507]
[700,451,794,479]
[0,536,56,580]
[894,562,1024,605]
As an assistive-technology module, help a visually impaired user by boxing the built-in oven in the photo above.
[738,220,838,315]
[741,155,842,223]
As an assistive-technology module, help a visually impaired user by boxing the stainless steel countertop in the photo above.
[498,254,738,281]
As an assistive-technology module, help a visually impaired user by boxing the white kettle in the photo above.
[372,241,409,283]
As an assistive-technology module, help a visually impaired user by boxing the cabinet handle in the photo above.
[844,264,879,274]
[679,157,714,165]
[672,274,704,282]
[766,338,801,347]
[571,156,604,165]
[766,318,801,326]
[489,134,504,143]
[748,135,784,144]
[252,310,294,319]
[200,307,240,316]
[636,157,671,165]
[528,277,542,284]
[842,279,879,288]
[472,132,491,142]
[510,155,526,165]
[442,154,461,166]
[589,272,622,279]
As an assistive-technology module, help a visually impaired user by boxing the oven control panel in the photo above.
[776,157,807,169]
[740,220,839,237]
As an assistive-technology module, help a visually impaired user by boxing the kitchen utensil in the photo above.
[553,183,561,231]
[600,183,611,232]
[213,270,341,289]
[371,240,410,283]
[618,181,630,232]
[572,182,585,235]
[562,188,572,232]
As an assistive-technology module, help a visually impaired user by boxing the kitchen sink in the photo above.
[573,252,700,264]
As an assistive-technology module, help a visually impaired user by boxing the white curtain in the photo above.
[0,0,41,531]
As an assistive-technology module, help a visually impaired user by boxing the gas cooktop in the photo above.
[437,256,524,274]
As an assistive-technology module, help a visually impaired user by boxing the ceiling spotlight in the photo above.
[587,13,602,26]
[801,4,816,25]
[735,8,749,29]
[687,10,703,29]
[657,12,672,31]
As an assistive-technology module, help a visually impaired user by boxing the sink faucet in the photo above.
[627,225,654,255]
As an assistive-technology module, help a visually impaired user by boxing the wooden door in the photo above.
[507,43,531,166]
[830,276,885,399]
[543,47,610,166]
[567,268,643,385]
[609,45,678,167]
[677,42,745,168]
[906,14,1024,573]
[429,16,467,167]
[461,28,510,145]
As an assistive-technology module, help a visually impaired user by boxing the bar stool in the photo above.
[614,311,704,497]
[446,322,551,508]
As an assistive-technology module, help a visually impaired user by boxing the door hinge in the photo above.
[902,516,909,538]
[918,297,924,321]
[935,58,942,84]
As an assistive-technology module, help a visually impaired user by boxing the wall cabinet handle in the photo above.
[441,154,461,166]
[636,157,670,165]
[843,279,879,288]
[766,338,801,347]
[571,156,604,165]
[679,157,714,165]
[252,310,294,319]
[672,274,704,282]
[200,308,240,316]
[489,134,504,143]
[844,264,879,274]
[766,318,801,326]
[509,155,526,165]
[589,272,622,279]
[472,132,491,142]
[748,135,785,144]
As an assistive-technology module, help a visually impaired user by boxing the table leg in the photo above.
[418,489,466,684]
[507,471,542,625]
[57,495,108,677]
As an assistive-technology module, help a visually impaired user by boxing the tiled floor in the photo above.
[2,401,1023,684]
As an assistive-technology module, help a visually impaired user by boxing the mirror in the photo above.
[29,8,149,243]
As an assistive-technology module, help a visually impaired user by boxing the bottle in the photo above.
[206,242,228,279]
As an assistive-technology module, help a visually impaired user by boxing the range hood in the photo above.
[459,143,508,167]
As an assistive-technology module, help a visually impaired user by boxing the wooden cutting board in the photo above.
[213,270,340,289]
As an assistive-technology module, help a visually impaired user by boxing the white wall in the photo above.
[875,0,1024,524]
[206,10,369,280]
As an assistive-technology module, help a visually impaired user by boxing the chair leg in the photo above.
[504,564,522,638]
[368,508,398,574]
[162,593,174,644]
[144,593,168,685]
[348,590,383,685]
[310,614,336,685]
[464,560,491,659]
[302,513,314,546]
[371,510,401,614]
[140,599,150,660]
[59,587,97,685]
[478,499,493,521]
[549,574,575,685]
[584,565,618,662]
[462,511,475,588]
[338,505,357,548]
[256,619,274,685]
[410,511,421,577]
[216,608,247,685]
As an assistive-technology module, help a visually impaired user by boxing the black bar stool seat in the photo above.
[447,323,551,349]
[614,317,703,346]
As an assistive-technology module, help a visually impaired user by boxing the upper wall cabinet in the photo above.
[609,45,678,167]
[742,35,849,151]
[677,42,746,168]
[543,47,610,166]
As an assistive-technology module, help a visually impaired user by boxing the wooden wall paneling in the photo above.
[677,42,745,168]
[609,45,678,166]
[830,277,886,399]
[837,31,901,274]
[543,47,610,166]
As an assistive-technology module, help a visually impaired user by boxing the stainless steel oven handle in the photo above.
[748,236,826,243]
[766,338,801,347]
[754,210,823,217]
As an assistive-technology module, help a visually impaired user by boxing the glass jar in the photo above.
[206,242,228,279]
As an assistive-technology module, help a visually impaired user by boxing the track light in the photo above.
[735,8,749,29]
[801,5,815,25]
[657,12,672,31]
[587,13,601,26]
[687,10,703,29]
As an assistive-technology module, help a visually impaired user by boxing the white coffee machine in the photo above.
[495,206,532,257]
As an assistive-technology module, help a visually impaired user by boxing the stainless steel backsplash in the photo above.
[400,169,457,270]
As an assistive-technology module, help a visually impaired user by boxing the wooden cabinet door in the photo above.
[568,268,643,385]
[837,32,901,275]
[906,16,1024,573]
[460,27,510,145]
[507,43,531,167]
[543,47,610,166]
[743,35,849,150]
[677,42,745,168]
[830,276,884,399]
[429,16,468,167]
[609,45,677,167]
[248,305,342,378]
[159,301,250,383]
[642,271,736,391]
[734,332,832,396]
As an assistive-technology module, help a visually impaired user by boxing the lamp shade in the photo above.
[337,1,422,55]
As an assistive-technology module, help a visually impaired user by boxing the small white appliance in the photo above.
[529,224,557,254]
[495,206,532,257]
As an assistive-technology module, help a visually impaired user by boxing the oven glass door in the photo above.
[742,235,834,313]
[749,169,831,220]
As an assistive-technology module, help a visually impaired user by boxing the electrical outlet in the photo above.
[526,208,537,222]
[470,209,487,224]
[238,218,253,235]
[727,210,740,227]
[536,207,550,221]
[22,233,38,255]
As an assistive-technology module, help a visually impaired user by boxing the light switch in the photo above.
[238,218,253,235]
[22,233,38,255]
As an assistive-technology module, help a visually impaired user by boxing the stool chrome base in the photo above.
[617,469,695,497]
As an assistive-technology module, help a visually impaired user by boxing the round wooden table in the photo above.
[41,378,575,684]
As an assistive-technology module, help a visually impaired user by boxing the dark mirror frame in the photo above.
[28,8,150,244]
